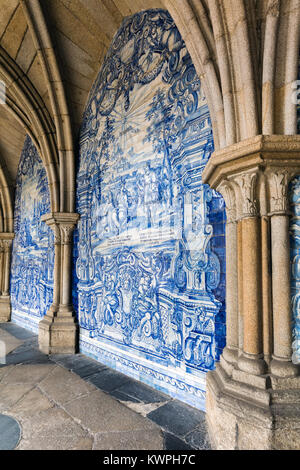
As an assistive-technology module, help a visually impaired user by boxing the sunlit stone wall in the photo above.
[10,135,54,333]
[73,9,226,409]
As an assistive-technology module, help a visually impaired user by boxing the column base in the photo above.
[206,359,300,450]
[0,295,11,322]
[38,306,78,355]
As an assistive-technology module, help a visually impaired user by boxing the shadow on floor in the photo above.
[0,322,211,450]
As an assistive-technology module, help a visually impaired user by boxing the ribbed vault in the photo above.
[0,0,299,218]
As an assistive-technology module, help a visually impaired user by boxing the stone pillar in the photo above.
[218,183,239,367]
[234,171,267,377]
[202,136,300,450]
[0,233,14,323]
[39,213,79,354]
[268,170,298,378]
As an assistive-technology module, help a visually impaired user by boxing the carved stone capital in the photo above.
[233,171,259,218]
[41,212,80,245]
[2,239,12,253]
[267,169,290,215]
[218,182,236,223]
[0,233,14,242]
[60,223,76,245]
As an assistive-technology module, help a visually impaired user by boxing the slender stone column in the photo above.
[45,220,61,312]
[261,215,272,363]
[0,233,14,322]
[203,136,300,450]
[2,240,12,296]
[59,223,76,310]
[268,170,299,377]
[0,242,4,295]
[234,171,266,376]
[218,183,239,365]
[39,213,79,354]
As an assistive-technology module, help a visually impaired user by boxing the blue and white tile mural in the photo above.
[290,51,300,363]
[73,9,226,409]
[10,135,54,333]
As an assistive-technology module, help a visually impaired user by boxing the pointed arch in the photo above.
[0,45,59,212]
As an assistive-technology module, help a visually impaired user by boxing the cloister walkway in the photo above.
[0,323,210,451]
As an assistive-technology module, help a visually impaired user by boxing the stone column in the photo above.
[202,136,300,450]
[234,171,267,377]
[0,233,14,322]
[268,170,298,377]
[218,183,239,367]
[39,212,79,354]
[0,241,4,295]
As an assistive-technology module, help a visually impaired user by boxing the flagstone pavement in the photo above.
[0,323,211,451]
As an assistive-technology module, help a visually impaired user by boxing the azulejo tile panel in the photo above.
[298,54,300,135]
[10,135,54,333]
[73,9,226,410]
[290,52,300,363]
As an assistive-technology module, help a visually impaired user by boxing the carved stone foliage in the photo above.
[218,183,236,223]
[73,9,226,408]
[268,170,290,214]
[10,136,54,333]
[60,224,76,245]
[234,172,259,218]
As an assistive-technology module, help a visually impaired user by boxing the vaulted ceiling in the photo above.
[0,0,299,216]
[0,0,164,188]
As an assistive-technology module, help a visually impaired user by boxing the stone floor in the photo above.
[0,323,211,451]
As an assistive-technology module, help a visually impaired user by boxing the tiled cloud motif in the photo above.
[10,135,54,333]
[73,9,226,409]
[290,52,300,363]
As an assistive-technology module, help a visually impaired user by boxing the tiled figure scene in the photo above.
[10,136,54,333]
[290,50,300,364]
[73,9,226,410]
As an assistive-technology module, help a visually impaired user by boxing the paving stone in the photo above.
[11,339,38,354]
[0,383,34,411]
[64,390,159,434]
[17,407,93,450]
[147,400,205,437]
[1,364,55,385]
[73,362,107,379]
[0,325,208,451]
[38,365,96,405]
[0,329,23,354]
[185,427,211,450]
[0,414,21,450]
[87,368,131,392]
[0,365,14,382]
[51,354,107,374]
[163,432,194,451]
[93,429,164,450]
[6,349,51,365]
[50,353,89,368]
[9,387,54,418]
[114,380,169,404]
[0,324,35,340]
[110,389,141,403]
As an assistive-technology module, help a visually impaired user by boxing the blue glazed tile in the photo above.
[72,9,226,406]
[10,136,54,330]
